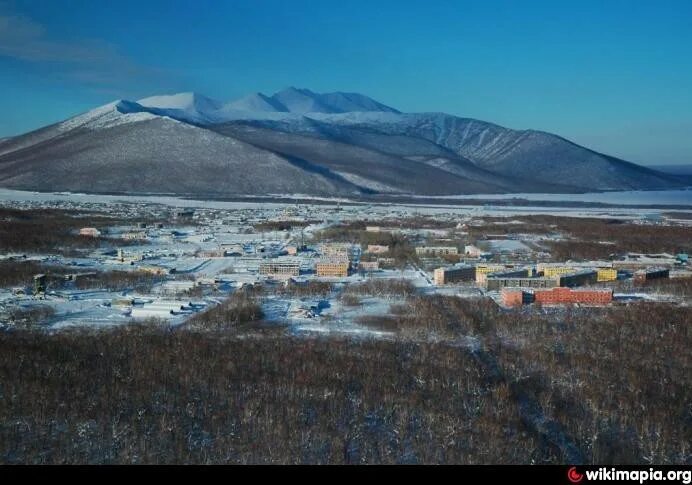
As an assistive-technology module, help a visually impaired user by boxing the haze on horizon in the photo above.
[1,0,691,166]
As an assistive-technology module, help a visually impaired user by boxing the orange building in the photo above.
[503,287,613,306]
[533,287,612,305]
[501,288,524,307]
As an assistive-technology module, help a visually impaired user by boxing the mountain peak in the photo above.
[137,92,222,114]
[225,92,288,112]
[270,87,398,114]
[270,87,328,114]
[132,88,398,117]
[279,86,316,95]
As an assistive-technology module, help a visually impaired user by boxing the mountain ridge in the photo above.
[0,88,685,197]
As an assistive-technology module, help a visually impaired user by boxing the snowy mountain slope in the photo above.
[212,123,508,194]
[301,112,683,191]
[0,115,369,196]
[224,92,289,112]
[215,119,557,192]
[270,87,399,114]
[0,100,159,158]
[0,87,686,196]
[138,92,221,113]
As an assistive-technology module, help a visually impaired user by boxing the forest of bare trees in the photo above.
[474,215,690,260]
[1,292,688,464]
[0,208,150,255]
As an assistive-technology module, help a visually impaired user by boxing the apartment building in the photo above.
[415,246,459,256]
[433,265,475,285]
[315,259,349,277]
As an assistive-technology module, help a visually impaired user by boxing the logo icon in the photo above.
[567,467,584,483]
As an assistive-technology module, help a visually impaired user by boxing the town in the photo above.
[1,193,689,333]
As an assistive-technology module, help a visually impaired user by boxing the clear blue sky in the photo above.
[1,0,691,165]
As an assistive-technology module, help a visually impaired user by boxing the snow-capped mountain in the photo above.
[0,88,685,197]
[269,87,400,114]
[225,92,289,113]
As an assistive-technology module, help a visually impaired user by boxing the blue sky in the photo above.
[1,0,691,165]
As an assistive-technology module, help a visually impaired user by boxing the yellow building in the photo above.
[539,265,616,282]
[475,264,507,274]
[316,260,349,277]
[475,264,507,284]
[542,266,579,278]
[596,268,617,282]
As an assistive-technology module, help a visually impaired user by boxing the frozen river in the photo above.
[412,188,692,206]
[1,188,690,208]
[0,188,690,221]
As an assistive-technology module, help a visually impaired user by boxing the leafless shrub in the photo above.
[4,306,56,327]
[74,271,164,293]
[274,281,334,297]
[186,291,263,331]
[354,315,399,331]
[340,294,361,306]
[342,279,416,298]
[253,220,319,232]
[0,261,71,288]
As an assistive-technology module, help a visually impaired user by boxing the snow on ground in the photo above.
[485,239,532,253]
[1,188,688,332]
[262,294,400,339]
[1,188,688,220]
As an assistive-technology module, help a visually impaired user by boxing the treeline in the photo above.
[594,276,692,298]
[73,271,165,293]
[547,240,619,261]
[2,306,56,328]
[0,208,147,255]
[529,216,689,259]
[0,262,164,293]
[253,219,320,232]
[0,260,70,288]
[341,279,416,298]
[469,215,690,260]
[273,281,335,297]
[639,277,692,297]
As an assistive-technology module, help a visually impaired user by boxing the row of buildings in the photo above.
[433,263,616,289]
[257,243,364,279]
[434,260,675,308]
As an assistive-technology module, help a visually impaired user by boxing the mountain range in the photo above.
[0,87,686,197]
